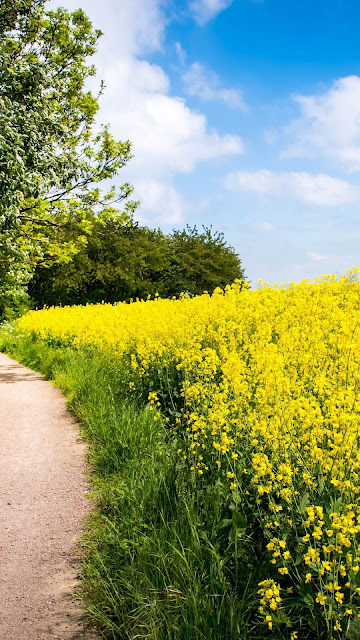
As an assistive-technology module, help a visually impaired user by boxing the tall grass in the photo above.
[0,328,257,639]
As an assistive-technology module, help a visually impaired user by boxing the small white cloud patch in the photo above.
[225,170,360,206]
[252,221,274,232]
[306,251,328,262]
[135,180,184,225]
[190,0,235,25]
[284,75,360,173]
[182,62,247,110]
[175,42,186,65]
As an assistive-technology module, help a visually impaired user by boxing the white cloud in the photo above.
[135,180,183,225]
[190,0,235,24]
[252,221,274,232]
[102,58,243,177]
[49,0,166,56]
[285,76,360,172]
[225,170,360,206]
[306,251,328,262]
[175,42,187,65]
[182,62,247,110]
[50,0,243,225]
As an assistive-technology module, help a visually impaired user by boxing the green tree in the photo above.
[28,223,244,307]
[0,0,137,316]
[166,225,244,297]
[29,222,172,306]
[0,0,41,32]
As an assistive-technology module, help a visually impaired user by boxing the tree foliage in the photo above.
[169,226,244,296]
[29,224,245,307]
[0,0,137,315]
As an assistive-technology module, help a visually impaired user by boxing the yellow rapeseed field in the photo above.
[18,268,360,636]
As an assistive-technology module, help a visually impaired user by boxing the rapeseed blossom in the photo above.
[18,268,360,637]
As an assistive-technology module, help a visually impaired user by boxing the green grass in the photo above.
[0,326,257,640]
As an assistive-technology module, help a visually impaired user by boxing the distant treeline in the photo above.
[29,223,244,308]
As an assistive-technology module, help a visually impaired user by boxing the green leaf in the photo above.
[299,492,310,514]
[232,512,247,529]
[218,519,232,530]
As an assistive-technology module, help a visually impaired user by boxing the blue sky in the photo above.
[52,0,360,284]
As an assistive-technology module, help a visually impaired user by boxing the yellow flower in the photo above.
[19,270,360,630]
[335,591,344,604]
[316,592,327,605]
[265,615,272,630]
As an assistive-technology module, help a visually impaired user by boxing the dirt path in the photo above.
[0,353,95,640]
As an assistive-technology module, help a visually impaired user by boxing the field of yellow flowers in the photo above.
[15,269,360,639]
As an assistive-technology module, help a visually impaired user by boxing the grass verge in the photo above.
[0,326,255,640]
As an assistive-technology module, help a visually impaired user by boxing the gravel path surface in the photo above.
[0,353,95,639]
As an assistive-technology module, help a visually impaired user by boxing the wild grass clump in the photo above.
[4,268,360,639]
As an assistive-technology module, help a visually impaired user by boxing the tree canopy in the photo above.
[0,0,137,314]
[29,224,245,307]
